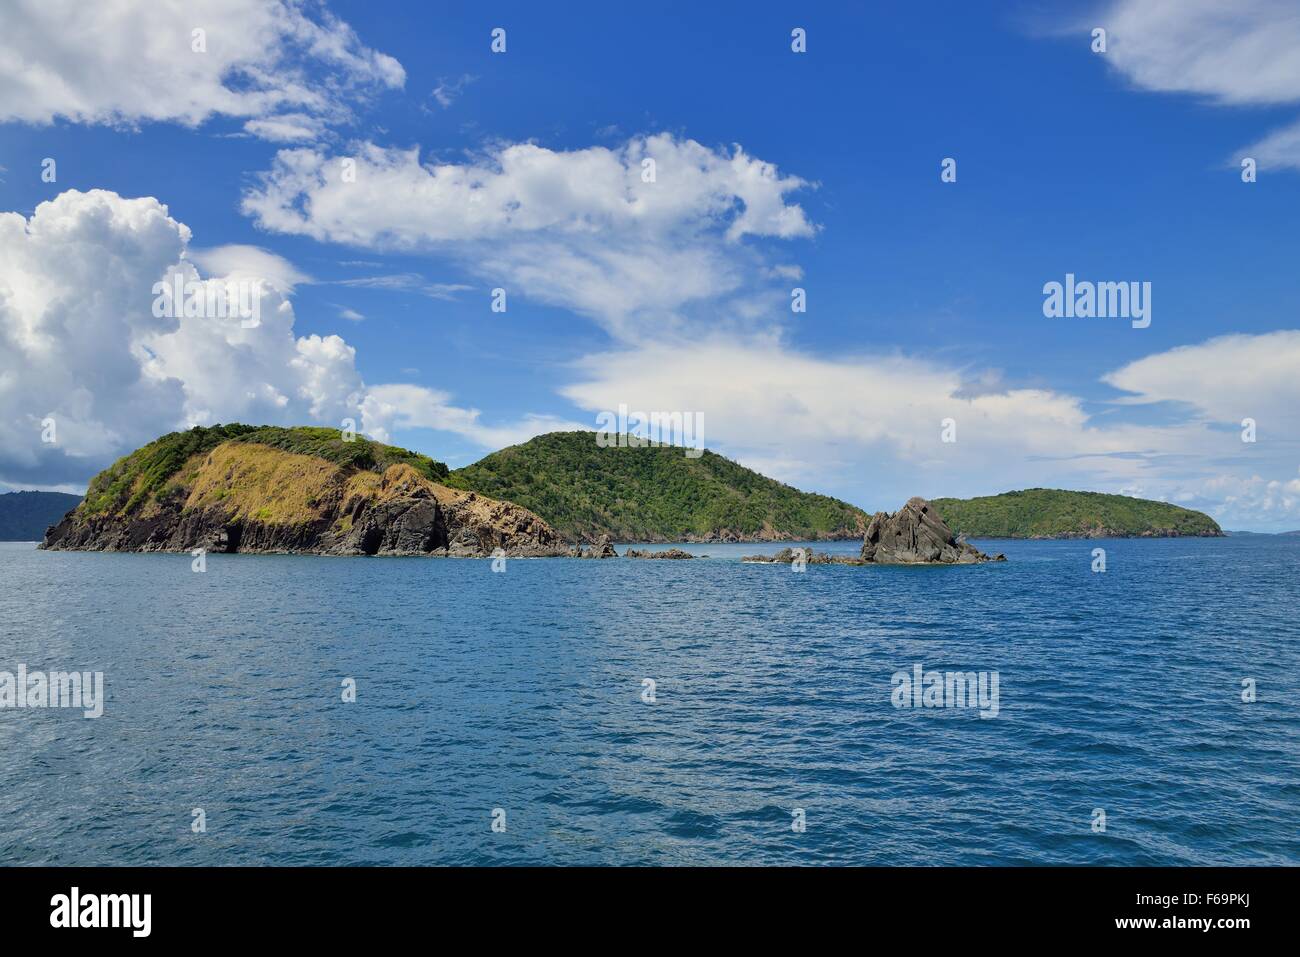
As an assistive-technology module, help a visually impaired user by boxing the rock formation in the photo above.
[569,535,619,558]
[743,498,1005,565]
[861,497,1004,563]
[741,546,864,565]
[624,548,695,559]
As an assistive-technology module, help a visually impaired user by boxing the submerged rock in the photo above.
[861,497,1004,564]
[570,534,619,558]
[624,548,695,559]
[741,547,863,565]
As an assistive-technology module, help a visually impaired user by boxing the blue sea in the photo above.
[1,536,1297,866]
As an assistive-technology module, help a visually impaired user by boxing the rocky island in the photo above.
[42,425,567,557]
[744,497,1006,565]
[43,425,1222,561]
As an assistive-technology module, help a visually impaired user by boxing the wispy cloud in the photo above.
[429,74,478,109]
[0,0,404,141]
[326,273,471,301]
[1080,0,1300,171]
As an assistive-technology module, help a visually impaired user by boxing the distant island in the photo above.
[0,491,84,540]
[444,431,868,543]
[30,425,1233,554]
[930,489,1223,539]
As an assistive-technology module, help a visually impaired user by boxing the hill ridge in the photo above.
[446,431,868,543]
[930,488,1222,539]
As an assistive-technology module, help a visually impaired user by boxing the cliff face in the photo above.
[42,439,567,557]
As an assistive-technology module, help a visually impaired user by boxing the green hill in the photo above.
[0,491,83,540]
[930,489,1223,539]
[445,432,868,542]
[78,424,448,518]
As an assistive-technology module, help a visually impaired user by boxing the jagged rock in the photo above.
[861,497,1004,564]
[743,499,1005,565]
[624,548,695,559]
[570,534,619,558]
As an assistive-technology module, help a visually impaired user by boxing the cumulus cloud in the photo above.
[1090,0,1300,169]
[0,0,403,140]
[558,331,1300,525]
[242,134,816,338]
[0,189,547,490]
[238,125,1300,525]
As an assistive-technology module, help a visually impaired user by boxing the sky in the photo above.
[1,0,1298,529]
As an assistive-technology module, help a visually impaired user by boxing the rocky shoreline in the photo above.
[43,483,1004,567]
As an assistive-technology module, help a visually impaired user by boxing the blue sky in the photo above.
[2,0,1299,528]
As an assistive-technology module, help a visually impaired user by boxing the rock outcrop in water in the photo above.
[624,548,695,559]
[861,497,1004,563]
[41,428,568,558]
[741,546,864,565]
[743,498,1005,565]
[569,535,618,558]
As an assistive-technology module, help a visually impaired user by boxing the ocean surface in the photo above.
[1,536,1297,866]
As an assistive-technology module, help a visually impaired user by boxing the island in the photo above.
[929,489,1223,539]
[36,425,1224,556]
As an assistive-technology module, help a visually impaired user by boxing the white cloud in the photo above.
[328,273,471,301]
[1197,472,1300,528]
[1241,119,1300,171]
[1102,330,1300,424]
[0,189,537,489]
[1099,0,1300,105]
[360,385,589,451]
[239,126,1300,526]
[242,134,816,338]
[1091,1,1300,169]
[0,0,404,140]
[430,74,477,109]
[558,330,1300,527]
[241,113,325,143]
[189,244,311,294]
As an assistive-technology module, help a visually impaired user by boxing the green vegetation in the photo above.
[445,431,868,541]
[0,491,83,539]
[930,488,1222,538]
[80,424,448,517]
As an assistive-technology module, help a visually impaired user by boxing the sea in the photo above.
[1,536,1297,866]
